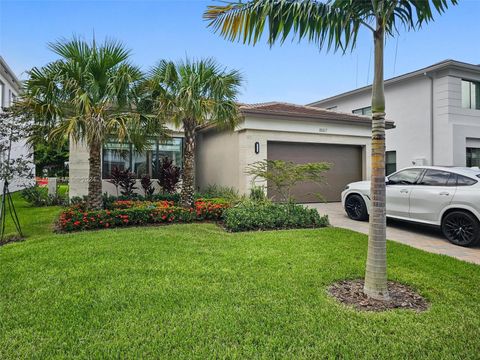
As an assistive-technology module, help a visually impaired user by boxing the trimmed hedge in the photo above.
[58,198,230,232]
[223,201,329,232]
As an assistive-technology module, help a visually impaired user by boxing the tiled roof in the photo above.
[239,101,395,128]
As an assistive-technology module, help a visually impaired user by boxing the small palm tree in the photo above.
[204,0,456,300]
[144,59,243,207]
[20,37,164,209]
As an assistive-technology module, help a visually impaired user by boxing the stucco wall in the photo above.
[315,75,432,169]
[313,68,480,169]
[196,128,240,191]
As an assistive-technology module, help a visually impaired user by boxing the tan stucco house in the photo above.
[69,102,394,202]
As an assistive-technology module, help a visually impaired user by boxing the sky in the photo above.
[1,0,479,104]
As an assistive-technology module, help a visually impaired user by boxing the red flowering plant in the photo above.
[194,198,230,220]
[57,198,230,232]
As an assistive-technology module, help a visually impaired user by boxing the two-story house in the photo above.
[0,56,33,191]
[309,59,480,175]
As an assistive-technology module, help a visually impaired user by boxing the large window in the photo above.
[352,106,372,116]
[461,80,480,110]
[467,147,480,167]
[386,151,397,176]
[102,138,183,179]
[102,142,131,179]
[131,140,157,178]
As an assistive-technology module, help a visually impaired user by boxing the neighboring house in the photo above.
[0,56,32,192]
[69,102,394,202]
[309,59,480,174]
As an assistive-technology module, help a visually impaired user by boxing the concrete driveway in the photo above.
[309,202,480,265]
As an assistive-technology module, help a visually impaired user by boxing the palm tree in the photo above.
[20,37,164,209]
[144,59,243,207]
[204,0,456,300]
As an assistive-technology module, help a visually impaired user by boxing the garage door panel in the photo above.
[267,141,362,202]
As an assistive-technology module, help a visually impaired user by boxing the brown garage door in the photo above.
[267,141,363,202]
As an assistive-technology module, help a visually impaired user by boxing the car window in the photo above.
[388,168,424,185]
[446,174,458,186]
[457,175,478,186]
[419,169,455,186]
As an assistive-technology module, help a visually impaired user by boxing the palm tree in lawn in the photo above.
[20,38,165,209]
[144,59,243,207]
[204,0,456,300]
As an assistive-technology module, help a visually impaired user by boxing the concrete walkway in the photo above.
[309,202,480,265]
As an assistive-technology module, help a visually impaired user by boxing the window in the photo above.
[158,138,183,168]
[102,138,183,179]
[131,140,157,178]
[388,168,424,185]
[386,151,396,176]
[352,106,372,116]
[467,147,480,167]
[102,142,131,179]
[461,80,480,110]
[418,169,455,186]
[457,175,477,186]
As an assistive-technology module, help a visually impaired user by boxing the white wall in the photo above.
[316,75,432,170]
[314,69,480,170]
[0,59,34,192]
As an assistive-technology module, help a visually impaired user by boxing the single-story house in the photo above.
[69,102,394,202]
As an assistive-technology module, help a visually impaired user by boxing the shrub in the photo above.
[158,157,181,194]
[249,185,266,202]
[199,184,240,202]
[21,185,67,207]
[118,169,137,196]
[59,206,195,232]
[194,198,230,220]
[140,174,155,197]
[58,198,230,232]
[245,159,331,202]
[223,200,329,232]
[102,193,180,209]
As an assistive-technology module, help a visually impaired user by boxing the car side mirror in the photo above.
[385,176,390,185]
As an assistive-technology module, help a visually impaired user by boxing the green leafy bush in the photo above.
[198,184,240,202]
[249,185,266,202]
[223,200,329,232]
[21,185,67,207]
[102,193,180,209]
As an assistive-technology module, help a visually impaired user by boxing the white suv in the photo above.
[341,166,480,247]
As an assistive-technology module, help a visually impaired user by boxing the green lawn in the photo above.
[1,194,480,358]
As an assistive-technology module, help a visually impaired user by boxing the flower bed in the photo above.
[58,198,230,232]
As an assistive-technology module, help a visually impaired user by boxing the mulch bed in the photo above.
[328,279,429,312]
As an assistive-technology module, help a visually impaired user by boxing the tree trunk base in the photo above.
[328,279,428,312]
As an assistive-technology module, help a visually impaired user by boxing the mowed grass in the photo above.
[1,194,480,358]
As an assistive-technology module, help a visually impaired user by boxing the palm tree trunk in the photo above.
[87,141,103,210]
[364,19,389,300]
[180,120,196,208]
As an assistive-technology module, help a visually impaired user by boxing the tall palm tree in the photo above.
[144,59,243,207]
[20,38,164,209]
[204,0,456,300]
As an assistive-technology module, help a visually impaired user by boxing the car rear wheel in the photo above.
[441,211,480,247]
[345,194,368,221]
